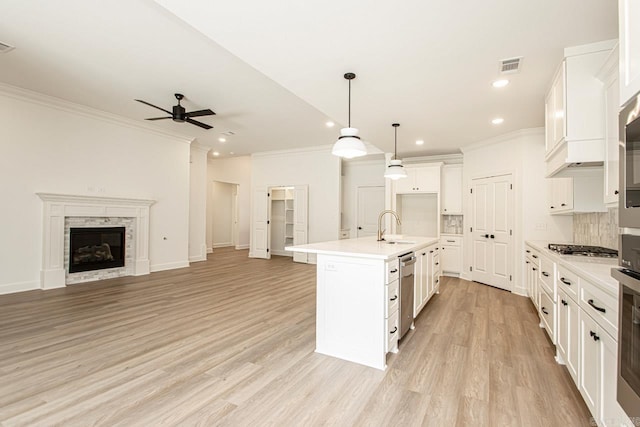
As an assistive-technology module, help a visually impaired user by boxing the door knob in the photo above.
[358,226,362,230]
[483,234,489,238]
[490,234,495,239]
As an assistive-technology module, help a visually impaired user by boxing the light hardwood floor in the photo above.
[0,248,592,426]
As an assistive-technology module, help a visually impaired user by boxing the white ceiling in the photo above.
[0,0,618,159]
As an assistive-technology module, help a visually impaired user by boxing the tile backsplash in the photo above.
[573,207,618,250]
[442,215,463,234]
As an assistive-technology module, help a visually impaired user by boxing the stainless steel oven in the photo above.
[619,92,640,229]
[613,234,640,419]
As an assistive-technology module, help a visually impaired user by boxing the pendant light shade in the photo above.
[384,123,408,180]
[332,73,367,159]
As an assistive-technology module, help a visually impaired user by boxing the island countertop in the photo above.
[286,235,438,260]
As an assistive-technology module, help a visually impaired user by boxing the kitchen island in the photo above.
[286,235,438,370]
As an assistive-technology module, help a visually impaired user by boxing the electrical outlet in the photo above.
[535,223,547,231]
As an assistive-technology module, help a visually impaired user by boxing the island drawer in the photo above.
[386,259,399,283]
[386,310,399,353]
[385,279,399,318]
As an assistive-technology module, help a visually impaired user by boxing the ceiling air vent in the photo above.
[500,57,523,74]
[0,41,15,53]
[221,131,235,136]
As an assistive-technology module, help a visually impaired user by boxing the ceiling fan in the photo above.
[135,93,215,129]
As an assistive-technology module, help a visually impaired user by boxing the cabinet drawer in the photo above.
[525,247,540,267]
[440,236,462,246]
[557,264,579,302]
[385,279,399,318]
[386,259,399,284]
[580,278,617,338]
[339,229,350,239]
[539,256,555,300]
[433,274,441,290]
[386,310,399,353]
[433,253,440,272]
[539,289,556,343]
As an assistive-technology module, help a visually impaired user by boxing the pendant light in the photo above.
[384,123,408,180]
[332,73,367,159]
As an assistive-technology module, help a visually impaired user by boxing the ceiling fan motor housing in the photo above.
[172,104,186,122]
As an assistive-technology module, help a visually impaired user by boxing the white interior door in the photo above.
[356,186,384,237]
[251,187,270,259]
[292,185,308,263]
[471,174,513,291]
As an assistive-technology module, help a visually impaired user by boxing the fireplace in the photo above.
[69,227,125,273]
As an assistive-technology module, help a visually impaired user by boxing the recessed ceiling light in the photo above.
[492,79,509,88]
[230,152,235,155]
[492,117,504,125]
[218,137,226,142]
[212,151,220,156]
[416,140,425,146]
[326,121,335,127]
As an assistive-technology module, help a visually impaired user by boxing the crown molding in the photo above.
[403,153,464,164]
[252,144,334,158]
[461,128,544,153]
[0,82,195,145]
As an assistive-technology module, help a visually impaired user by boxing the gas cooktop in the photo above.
[547,243,618,258]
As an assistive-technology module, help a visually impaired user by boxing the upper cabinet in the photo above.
[441,164,462,214]
[597,45,620,206]
[545,40,617,177]
[619,0,640,106]
[394,164,441,194]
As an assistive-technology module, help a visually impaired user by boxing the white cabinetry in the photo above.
[440,235,462,275]
[441,165,462,214]
[538,255,557,344]
[414,243,440,317]
[548,177,574,214]
[619,0,640,106]
[598,45,621,206]
[557,287,580,383]
[394,165,440,194]
[544,40,616,177]
[525,245,540,309]
[547,173,606,215]
[385,259,400,354]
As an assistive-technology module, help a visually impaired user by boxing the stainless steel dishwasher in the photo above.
[399,252,416,339]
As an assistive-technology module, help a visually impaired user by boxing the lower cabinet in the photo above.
[440,235,462,275]
[414,243,440,318]
[557,288,580,383]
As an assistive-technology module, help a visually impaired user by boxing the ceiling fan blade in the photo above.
[186,109,216,118]
[145,116,172,121]
[186,118,213,130]
[135,99,172,115]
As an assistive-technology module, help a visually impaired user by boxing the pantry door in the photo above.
[356,186,385,237]
[471,174,513,291]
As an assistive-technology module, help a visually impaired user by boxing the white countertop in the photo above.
[526,240,619,296]
[286,235,438,260]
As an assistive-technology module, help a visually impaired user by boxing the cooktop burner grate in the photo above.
[547,243,618,258]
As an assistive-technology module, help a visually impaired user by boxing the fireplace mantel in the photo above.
[37,193,155,289]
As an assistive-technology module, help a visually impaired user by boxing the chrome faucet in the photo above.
[377,210,401,241]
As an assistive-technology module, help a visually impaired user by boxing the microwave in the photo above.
[619,92,640,229]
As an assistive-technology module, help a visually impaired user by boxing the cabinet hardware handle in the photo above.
[541,307,549,315]
[526,250,531,253]
[435,262,439,266]
[358,226,362,230]
[390,295,398,301]
[422,252,426,256]
[550,206,555,209]
[532,255,538,259]
[590,330,600,341]
[562,299,568,306]
[390,326,398,334]
[560,277,571,285]
[490,234,495,239]
[526,261,530,264]
[561,203,566,206]
[435,248,439,250]
[430,250,434,253]
[614,190,619,195]
[533,267,537,271]
[447,240,455,243]
[588,299,606,313]
[542,272,549,277]
[390,268,398,273]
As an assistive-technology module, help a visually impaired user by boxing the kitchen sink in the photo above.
[385,240,416,245]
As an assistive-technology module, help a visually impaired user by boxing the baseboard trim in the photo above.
[512,286,528,297]
[235,244,249,250]
[213,242,234,249]
[150,261,190,273]
[271,250,292,257]
[0,280,40,295]
[189,255,207,263]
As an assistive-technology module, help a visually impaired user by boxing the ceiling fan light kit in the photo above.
[332,73,367,159]
[384,123,408,180]
[135,93,215,130]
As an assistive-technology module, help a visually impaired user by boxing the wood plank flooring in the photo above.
[0,248,592,426]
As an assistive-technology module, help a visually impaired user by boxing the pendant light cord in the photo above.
[348,79,351,128]
[394,126,398,160]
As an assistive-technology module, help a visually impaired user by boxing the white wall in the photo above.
[0,87,192,294]
[207,156,251,249]
[341,159,386,238]
[210,181,235,248]
[189,143,210,262]
[461,129,573,295]
[251,146,341,256]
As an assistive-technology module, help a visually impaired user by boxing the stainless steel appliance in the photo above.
[612,234,640,418]
[399,252,416,339]
[548,243,618,258]
[619,92,640,229]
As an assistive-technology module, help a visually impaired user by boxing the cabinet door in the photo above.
[394,168,416,194]
[420,250,429,306]
[414,253,423,317]
[545,89,555,154]
[553,63,566,147]
[441,165,462,214]
[414,166,440,193]
[549,177,573,213]
[619,0,640,106]
[599,328,633,426]
[558,290,580,383]
[580,312,600,418]
[440,245,461,274]
[604,71,620,206]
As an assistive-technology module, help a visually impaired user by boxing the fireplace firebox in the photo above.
[69,227,125,273]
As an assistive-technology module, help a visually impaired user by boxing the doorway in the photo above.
[471,173,514,291]
[356,186,384,237]
[210,181,239,251]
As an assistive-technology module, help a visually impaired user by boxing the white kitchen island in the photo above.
[286,235,438,370]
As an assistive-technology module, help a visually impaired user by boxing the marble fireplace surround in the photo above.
[37,193,155,290]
